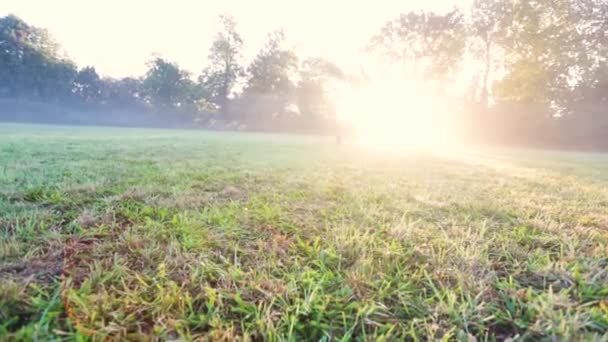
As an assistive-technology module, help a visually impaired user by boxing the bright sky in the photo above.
[1,0,471,78]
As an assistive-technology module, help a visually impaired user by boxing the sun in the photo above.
[335,75,455,151]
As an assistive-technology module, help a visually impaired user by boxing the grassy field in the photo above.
[1,123,607,340]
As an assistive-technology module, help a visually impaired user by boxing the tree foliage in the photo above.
[142,57,195,109]
[199,14,244,115]
[101,77,143,108]
[0,15,76,100]
[246,29,298,94]
[369,9,466,80]
[469,0,512,108]
[296,57,345,119]
[73,66,102,103]
[239,29,299,124]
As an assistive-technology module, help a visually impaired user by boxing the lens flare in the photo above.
[335,75,455,152]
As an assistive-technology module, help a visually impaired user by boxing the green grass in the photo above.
[1,123,607,340]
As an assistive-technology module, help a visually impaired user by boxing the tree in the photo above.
[240,29,299,124]
[562,0,608,107]
[492,0,602,114]
[246,29,298,94]
[368,9,466,81]
[469,0,512,109]
[74,66,102,103]
[0,14,76,100]
[142,57,195,109]
[101,77,143,108]
[296,57,345,120]
[199,14,244,117]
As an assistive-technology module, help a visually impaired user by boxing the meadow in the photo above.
[1,123,607,340]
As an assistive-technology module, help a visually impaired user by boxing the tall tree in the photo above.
[469,0,512,109]
[241,29,298,123]
[142,57,195,109]
[492,0,602,114]
[74,66,102,103]
[368,9,466,81]
[101,77,143,108]
[296,57,345,120]
[563,0,608,100]
[246,29,298,94]
[199,14,244,117]
[0,14,76,100]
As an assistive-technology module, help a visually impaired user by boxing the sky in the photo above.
[1,0,471,78]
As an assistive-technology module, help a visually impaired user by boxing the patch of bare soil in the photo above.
[73,210,116,229]
[0,251,63,284]
[62,237,100,286]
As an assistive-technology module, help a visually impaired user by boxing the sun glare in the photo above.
[336,74,455,152]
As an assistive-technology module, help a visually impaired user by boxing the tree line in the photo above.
[0,14,344,132]
[2,1,608,148]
